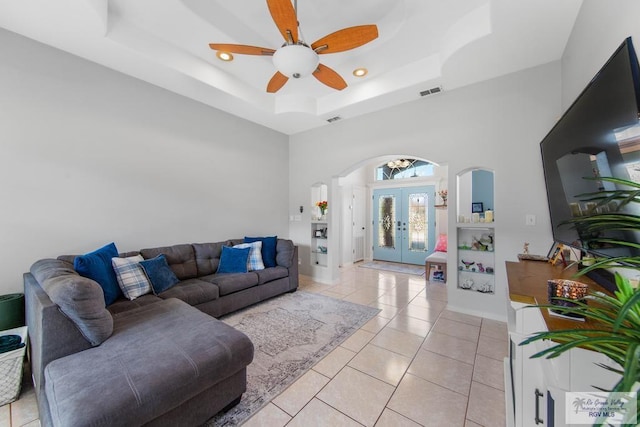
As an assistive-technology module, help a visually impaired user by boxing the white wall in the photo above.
[0,29,290,294]
[561,0,640,109]
[289,62,562,319]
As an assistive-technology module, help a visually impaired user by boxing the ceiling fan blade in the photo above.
[267,71,289,93]
[313,64,347,91]
[311,25,378,54]
[266,0,298,43]
[209,44,275,56]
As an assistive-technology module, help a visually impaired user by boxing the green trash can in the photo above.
[0,294,25,331]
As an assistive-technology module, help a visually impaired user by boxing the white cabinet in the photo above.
[507,300,621,426]
[508,302,551,426]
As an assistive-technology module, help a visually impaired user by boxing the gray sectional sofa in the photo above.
[24,238,298,427]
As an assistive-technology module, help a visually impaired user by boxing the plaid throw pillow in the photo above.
[111,255,151,300]
[233,241,265,272]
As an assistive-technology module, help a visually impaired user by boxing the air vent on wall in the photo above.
[420,86,443,97]
[327,116,342,123]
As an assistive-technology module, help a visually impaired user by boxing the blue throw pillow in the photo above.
[244,236,277,268]
[217,246,250,274]
[139,254,180,294]
[74,242,121,306]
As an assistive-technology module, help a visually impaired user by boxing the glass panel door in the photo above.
[373,189,402,262]
[373,186,435,265]
[402,188,435,264]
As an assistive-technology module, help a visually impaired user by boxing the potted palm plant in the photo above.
[520,177,640,425]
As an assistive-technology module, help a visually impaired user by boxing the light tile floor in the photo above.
[1,262,508,427]
[246,263,508,427]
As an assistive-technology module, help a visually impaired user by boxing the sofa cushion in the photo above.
[217,246,250,274]
[205,273,258,296]
[244,236,277,268]
[30,259,114,346]
[108,294,163,316]
[73,242,122,306]
[111,255,151,300]
[193,241,227,276]
[156,278,220,306]
[255,266,289,285]
[276,239,295,268]
[140,254,180,294]
[44,298,253,427]
[140,244,197,280]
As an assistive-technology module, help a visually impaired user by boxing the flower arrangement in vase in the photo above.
[316,200,328,219]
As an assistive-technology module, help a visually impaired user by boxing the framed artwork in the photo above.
[472,202,484,213]
[314,230,323,237]
[546,242,567,266]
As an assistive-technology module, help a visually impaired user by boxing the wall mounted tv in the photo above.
[540,37,640,276]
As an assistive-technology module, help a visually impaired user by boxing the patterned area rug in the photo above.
[205,291,380,426]
[359,261,426,276]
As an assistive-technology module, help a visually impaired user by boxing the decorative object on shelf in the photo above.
[523,242,530,254]
[316,200,328,218]
[438,189,448,206]
[485,266,494,274]
[477,263,485,273]
[546,242,567,266]
[484,209,494,222]
[317,246,327,253]
[461,259,475,270]
[470,234,493,251]
[472,202,484,213]
[476,282,493,293]
[314,230,323,237]
[547,279,589,306]
[460,278,474,289]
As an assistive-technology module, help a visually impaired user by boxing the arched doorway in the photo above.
[335,155,448,268]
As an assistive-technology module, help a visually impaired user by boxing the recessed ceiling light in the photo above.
[353,68,368,77]
[216,51,234,62]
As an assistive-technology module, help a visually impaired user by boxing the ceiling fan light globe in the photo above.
[273,45,319,79]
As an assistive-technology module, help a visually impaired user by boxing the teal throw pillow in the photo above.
[74,242,121,306]
[217,246,250,274]
[244,236,277,268]
[139,254,180,294]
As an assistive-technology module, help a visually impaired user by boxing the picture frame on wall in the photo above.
[314,230,323,237]
[472,202,484,213]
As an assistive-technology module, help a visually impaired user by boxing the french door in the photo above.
[372,186,435,265]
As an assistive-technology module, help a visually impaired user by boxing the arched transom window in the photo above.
[376,159,434,181]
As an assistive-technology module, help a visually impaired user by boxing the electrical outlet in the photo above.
[526,214,536,226]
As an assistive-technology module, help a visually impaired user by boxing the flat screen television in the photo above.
[540,37,640,289]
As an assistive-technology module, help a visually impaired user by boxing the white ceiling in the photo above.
[0,0,583,135]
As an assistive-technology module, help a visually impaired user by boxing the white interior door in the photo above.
[352,186,366,262]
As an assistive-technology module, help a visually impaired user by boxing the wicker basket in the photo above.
[0,326,27,407]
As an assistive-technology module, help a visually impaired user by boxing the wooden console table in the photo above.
[506,260,610,332]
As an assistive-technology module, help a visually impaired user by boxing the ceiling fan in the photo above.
[209,0,378,93]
